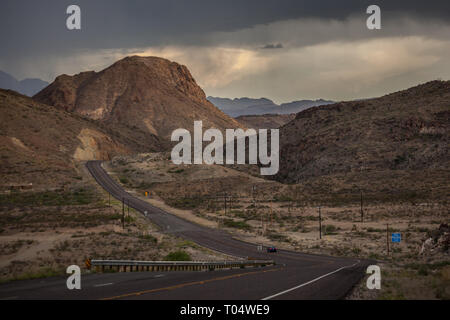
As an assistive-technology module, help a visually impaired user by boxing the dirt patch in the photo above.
[0,165,230,283]
[106,153,450,299]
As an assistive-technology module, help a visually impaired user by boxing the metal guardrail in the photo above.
[87,259,275,272]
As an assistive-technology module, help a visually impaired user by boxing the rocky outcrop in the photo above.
[420,224,450,255]
[273,81,450,183]
[34,56,242,143]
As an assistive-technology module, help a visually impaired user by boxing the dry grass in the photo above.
[107,153,450,299]
[0,167,230,283]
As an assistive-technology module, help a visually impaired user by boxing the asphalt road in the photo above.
[0,161,370,300]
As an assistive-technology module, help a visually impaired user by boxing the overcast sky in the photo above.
[1,0,450,102]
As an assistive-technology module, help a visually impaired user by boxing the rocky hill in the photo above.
[0,89,162,189]
[273,81,449,201]
[34,56,242,142]
[236,113,295,129]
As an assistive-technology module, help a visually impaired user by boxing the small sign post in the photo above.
[391,233,401,243]
[85,258,91,270]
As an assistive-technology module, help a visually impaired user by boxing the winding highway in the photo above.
[0,161,370,300]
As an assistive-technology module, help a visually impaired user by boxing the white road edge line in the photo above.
[93,283,114,287]
[261,260,360,300]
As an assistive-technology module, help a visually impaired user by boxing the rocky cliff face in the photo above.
[34,56,242,142]
[272,81,449,199]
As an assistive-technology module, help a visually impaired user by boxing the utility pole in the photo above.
[122,198,125,230]
[360,189,364,223]
[252,185,256,211]
[252,185,263,235]
[270,198,273,226]
[386,223,390,255]
[359,162,365,223]
[261,214,264,235]
[319,206,322,240]
[224,192,227,215]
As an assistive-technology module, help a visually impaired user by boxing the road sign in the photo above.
[391,233,401,243]
[85,258,91,269]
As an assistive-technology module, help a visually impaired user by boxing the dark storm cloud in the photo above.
[2,0,450,99]
[1,0,450,59]
[261,44,283,50]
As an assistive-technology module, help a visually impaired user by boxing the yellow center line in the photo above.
[100,267,282,300]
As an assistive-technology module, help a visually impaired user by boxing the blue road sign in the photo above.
[391,233,401,243]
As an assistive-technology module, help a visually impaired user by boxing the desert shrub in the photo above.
[367,227,383,232]
[167,197,205,209]
[266,231,289,242]
[168,168,184,174]
[164,250,191,261]
[0,189,96,206]
[323,224,339,235]
[139,234,157,243]
[274,194,293,202]
[223,219,251,231]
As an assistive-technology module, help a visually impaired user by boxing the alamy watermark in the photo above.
[171,121,279,175]
[65,5,380,31]
[367,5,381,30]
[66,5,81,30]
[66,265,81,290]
[366,265,381,289]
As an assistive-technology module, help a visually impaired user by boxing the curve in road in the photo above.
[84,160,369,300]
[0,161,369,300]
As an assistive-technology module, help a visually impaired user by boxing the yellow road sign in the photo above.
[85,258,91,269]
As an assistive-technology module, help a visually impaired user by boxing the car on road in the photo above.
[267,246,277,253]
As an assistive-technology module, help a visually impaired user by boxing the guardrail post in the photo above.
[89,259,274,274]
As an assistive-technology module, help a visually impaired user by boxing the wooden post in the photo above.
[319,206,322,240]
[122,198,125,229]
[270,199,273,226]
[360,190,364,223]
[224,192,227,215]
[386,223,390,255]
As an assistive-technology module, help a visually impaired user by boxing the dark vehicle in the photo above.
[267,246,277,253]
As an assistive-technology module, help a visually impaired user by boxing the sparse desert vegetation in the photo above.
[107,153,449,299]
[0,168,230,283]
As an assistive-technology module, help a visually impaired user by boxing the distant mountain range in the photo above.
[0,71,48,96]
[207,96,334,117]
